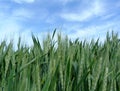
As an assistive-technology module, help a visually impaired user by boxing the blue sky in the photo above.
[0,0,120,46]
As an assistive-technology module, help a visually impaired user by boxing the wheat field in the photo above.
[0,30,120,91]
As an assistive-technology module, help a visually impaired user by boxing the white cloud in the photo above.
[65,21,120,42]
[58,0,74,5]
[0,18,20,39]
[0,16,34,49]
[12,8,34,19]
[61,11,92,22]
[0,5,35,47]
[0,18,20,47]
[13,0,35,4]
[101,13,115,20]
[92,0,104,15]
[60,0,105,22]
[51,0,74,5]
[0,16,53,49]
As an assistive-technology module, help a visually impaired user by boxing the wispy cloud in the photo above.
[60,0,105,22]
[0,17,20,44]
[13,0,35,4]
[0,15,33,48]
[57,0,74,5]
[12,8,34,20]
[65,20,120,42]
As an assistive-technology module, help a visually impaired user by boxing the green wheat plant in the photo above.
[0,30,120,91]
